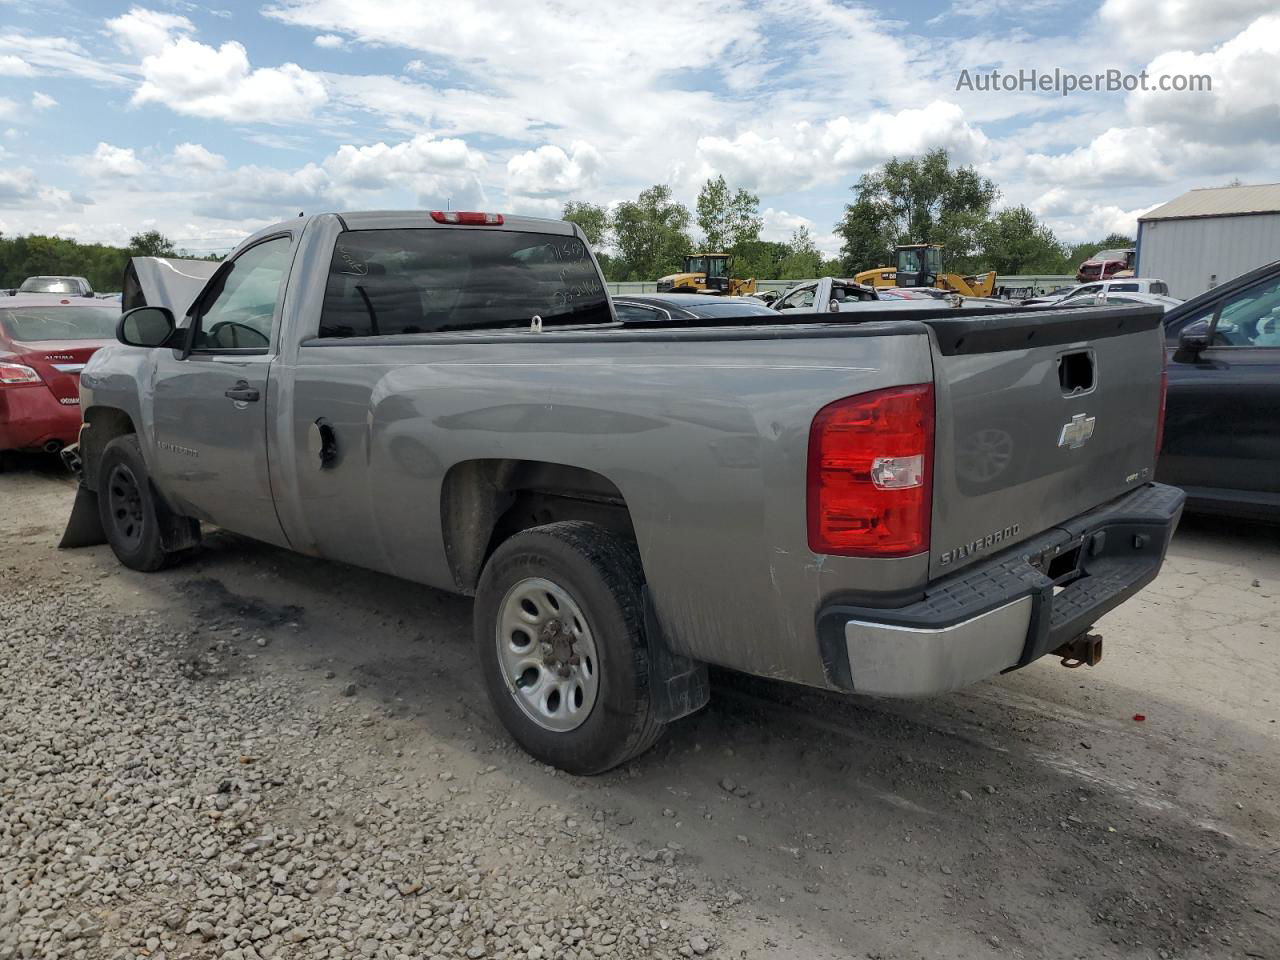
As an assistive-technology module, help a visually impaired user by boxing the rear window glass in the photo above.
[0,306,118,341]
[1151,281,1169,295]
[18,278,84,294]
[318,229,609,338]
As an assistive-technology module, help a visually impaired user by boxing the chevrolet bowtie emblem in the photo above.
[1058,413,1096,449]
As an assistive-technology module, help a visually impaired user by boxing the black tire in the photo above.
[474,521,664,775]
[97,434,171,572]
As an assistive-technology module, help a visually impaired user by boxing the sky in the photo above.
[0,0,1277,257]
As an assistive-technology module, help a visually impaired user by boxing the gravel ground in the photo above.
[0,551,728,960]
[2,459,1279,960]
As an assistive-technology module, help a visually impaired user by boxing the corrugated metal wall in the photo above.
[1137,213,1280,300]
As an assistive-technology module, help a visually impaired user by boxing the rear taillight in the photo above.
[430,211,504,226]
[1155,344,1168,456]
[0,362,41,384]
[807,383,934,557]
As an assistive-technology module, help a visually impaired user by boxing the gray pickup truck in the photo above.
[64,211,1184,774]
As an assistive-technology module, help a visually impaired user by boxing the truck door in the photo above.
[1159,269,1280,508]
[150,234,294,546]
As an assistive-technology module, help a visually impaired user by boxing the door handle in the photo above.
[224,380,260,403]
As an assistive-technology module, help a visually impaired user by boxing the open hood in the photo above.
[122,257,220,317]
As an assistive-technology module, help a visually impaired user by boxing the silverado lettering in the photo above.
[938,524,1021,567]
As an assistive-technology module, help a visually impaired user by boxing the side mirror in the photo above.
[117,306,176,348]
[1174,327,1210,362]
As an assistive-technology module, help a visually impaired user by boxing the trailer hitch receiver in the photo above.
[1054,632,1103,669]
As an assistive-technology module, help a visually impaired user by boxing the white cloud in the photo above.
[506,141,602,198]
[760,208,842,256]
[132,37,327,123]
[0,166,78,210]
[103,8,328,123]
[0,34,130,84]
[194,162,332,220]
[695,101,989,193]
[31,91,56,110]
[1125,14,1280,145]
[1099,0,1275,54]
[172,142,226,172]
[105,7,195,58]
[0,54,34,76]
[0,98,15,121]
[1022,127,1175,187]
[324,134,486,203]
[87,142,145,178]
[0,167,41,204]
[313,34,344,48]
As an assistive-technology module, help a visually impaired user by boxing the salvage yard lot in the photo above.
[2,461,1278,960]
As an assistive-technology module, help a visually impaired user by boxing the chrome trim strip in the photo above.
[52,363,86,373]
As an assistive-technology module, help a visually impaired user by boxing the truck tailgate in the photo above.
[925,305,1165,579]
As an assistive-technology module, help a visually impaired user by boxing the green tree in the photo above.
[128,230,176,258]
[608,184,693,281]
[777,226,824,280]
[977,206,1070,275]
[561,201,609,249]
[835,148,998,273]
[729,238,790,282]
[1096,232,1135,249]
[695,175,763,254]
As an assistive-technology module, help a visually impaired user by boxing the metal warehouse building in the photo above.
[1136,183,1280,300]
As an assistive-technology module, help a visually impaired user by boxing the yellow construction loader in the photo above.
[854,244,996,298]
[656,253,757,296]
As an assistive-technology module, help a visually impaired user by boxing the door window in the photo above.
[190,236,291,352]
[1062,284,1101,301]
[613,303,666,323]
[1211,275,1280,346]
[776,285,816,310]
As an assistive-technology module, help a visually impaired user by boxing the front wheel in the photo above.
[97,434,171,572]
[474,521,665,775]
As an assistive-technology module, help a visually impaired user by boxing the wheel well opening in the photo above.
[441,459,635,594]
[81,407,136,487]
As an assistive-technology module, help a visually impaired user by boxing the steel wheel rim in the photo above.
[496,576,600,733]
[107,463,145,550]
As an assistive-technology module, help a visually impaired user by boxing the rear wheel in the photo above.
[97,435,170,572]
[474,521,664,775]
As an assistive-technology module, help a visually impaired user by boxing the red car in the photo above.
[0,296,119,454]
[1076,247,1135,283]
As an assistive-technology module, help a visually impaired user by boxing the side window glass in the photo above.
[614,304,661,323]
[779,287,816,310]
[1151,282,1169,295]
[1210,275,1280,347]
[191,237,290,351]
[1064,285,1099,301]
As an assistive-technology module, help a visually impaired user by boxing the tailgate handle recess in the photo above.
[1058,350,1094,395]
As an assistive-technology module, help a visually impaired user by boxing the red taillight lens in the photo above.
[0,362,41,384]
[430,211,504,226]
[807,383,934,557]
